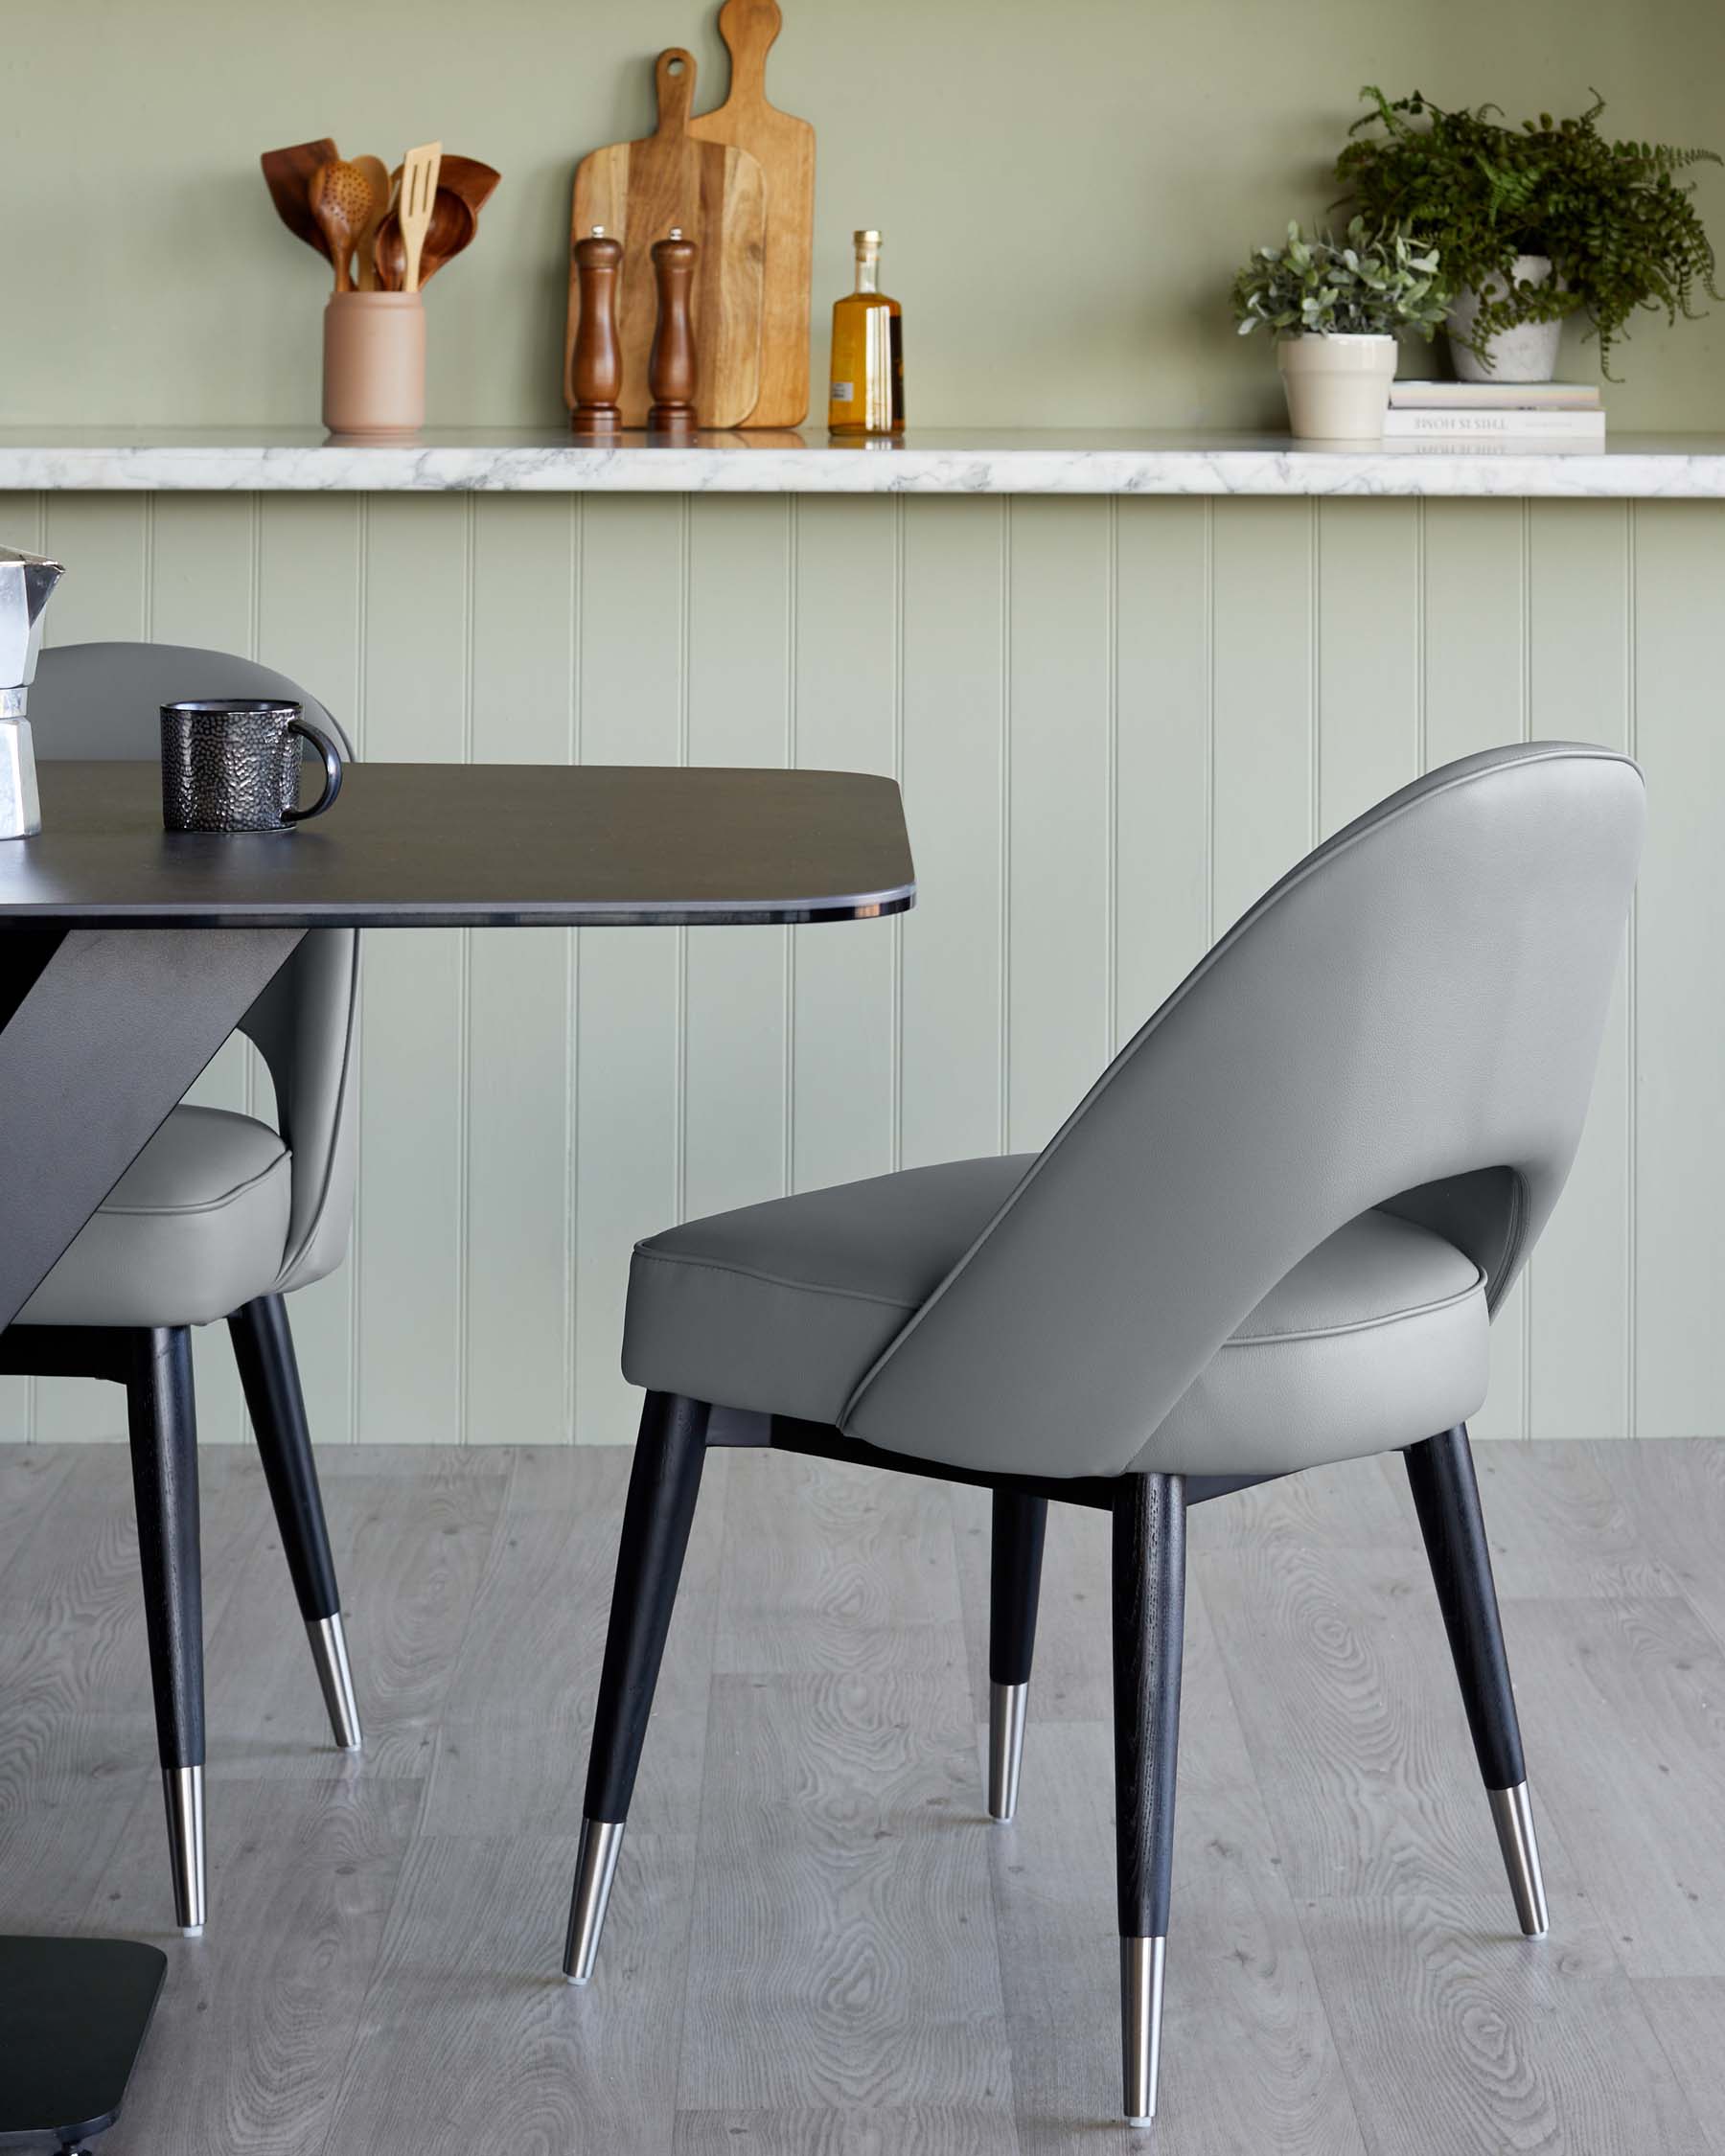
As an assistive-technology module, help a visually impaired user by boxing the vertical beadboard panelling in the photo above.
[1210,500,1314,933]
[150,495,256,1123]
[790,497,899,1191]
[465,495,576,1443]
[257,495,364,1446]
[8,488,1721,1447]
[898,498,1007,1168]
[39,495,148,648]
[0,493,44,549]
[1316,501,1421,837]
[1632,504,1725,1438]
[1528,503,1633,1439]
[683,498,792,1220]
[0,494,43,1442]
[1114,500,1210,1046]
[357,495,470,1443]
[573,498,684,1445]
[1421,502,1529,1439]
[1005,499,1114,1149]
[31,496,150,1441]
[148,495,260,1445]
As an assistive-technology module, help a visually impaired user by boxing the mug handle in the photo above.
[284,715,344,823]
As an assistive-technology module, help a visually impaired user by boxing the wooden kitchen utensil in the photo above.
[648,231,700,435]
[571,229,625,435]
[309,160,377,292]
[564,49,767,429]
[261,137,341,262]
[351,155,392,291]
[688,0,816,427]
[374,156,500,289]
[397,141,444,295]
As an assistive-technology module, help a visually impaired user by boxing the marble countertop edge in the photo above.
[2,428,1723,498]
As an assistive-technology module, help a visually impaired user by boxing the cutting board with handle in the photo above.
[565,50,767,429]
[688,0,816,427]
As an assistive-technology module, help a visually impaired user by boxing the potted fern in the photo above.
[1231,219,1445,439]
[1337,89,1723,380]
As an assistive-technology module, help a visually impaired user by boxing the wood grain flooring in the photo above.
[2,1438,1721,2154]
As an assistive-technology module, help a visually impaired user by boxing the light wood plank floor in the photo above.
[3,1438,1722,2155]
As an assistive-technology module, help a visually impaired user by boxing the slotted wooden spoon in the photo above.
[309,160,378,292]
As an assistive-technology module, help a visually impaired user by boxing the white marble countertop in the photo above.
[3,425,1724,497]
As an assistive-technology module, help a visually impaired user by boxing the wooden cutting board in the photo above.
[564,49,767,429]
[688,0,816,428]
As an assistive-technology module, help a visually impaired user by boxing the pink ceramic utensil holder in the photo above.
[323,291,426,439]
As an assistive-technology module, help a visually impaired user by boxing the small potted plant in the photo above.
[1337,89,1723,380]
[1231,218,1445,440]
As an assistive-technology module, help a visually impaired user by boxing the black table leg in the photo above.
[0,925,305,2149]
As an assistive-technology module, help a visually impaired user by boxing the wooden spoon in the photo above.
[309,160,377,292]
[260,137,340,262]
[351,155,392,291]
[375,154,499,289]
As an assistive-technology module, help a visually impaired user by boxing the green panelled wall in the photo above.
[7,0,1725,432]
[0,489,1717,1447]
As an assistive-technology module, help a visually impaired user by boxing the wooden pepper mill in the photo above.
[648,228,699,436]
[570,226,624,437]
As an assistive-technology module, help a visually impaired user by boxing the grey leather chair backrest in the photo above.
[844,743,1644,1481]
[32,641,359,1296]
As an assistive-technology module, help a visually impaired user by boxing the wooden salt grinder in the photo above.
[648,229,699,435]
[571,228,624,437]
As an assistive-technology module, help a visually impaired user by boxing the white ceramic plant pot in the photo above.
[1276,334,1398,442]
[1447,255,1563,383]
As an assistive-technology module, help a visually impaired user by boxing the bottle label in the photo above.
[829,380,854,402]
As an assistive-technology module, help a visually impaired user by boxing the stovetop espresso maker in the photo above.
[0,544,67,838]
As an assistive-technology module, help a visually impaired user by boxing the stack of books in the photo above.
[1384,380,1604,445]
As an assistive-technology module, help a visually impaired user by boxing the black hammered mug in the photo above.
[160,700,343,834]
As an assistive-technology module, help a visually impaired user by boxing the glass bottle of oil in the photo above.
[828,230,904,437]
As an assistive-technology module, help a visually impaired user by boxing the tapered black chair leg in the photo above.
[126,1326,207,1937]
[987,1488,1046,1822]
[228,1294,361,1753]
[1405,1423,1549,1938]
[1112,1471,1185,2127]
[565,1390,711,1985]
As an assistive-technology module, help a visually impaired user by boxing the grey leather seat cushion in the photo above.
[621,1158,1488,1476]
[20,1107,292,1329]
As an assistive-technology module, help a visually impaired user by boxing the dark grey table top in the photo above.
[0,763,915,929]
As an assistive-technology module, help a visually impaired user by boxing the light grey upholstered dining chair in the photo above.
[0,642,362,1937]
[565,742,1644,2127]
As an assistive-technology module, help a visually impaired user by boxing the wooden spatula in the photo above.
[260,138,341,263]
[397,142,443,295]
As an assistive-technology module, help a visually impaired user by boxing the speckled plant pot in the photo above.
[1276,333,1398,442]
[1447,255,1564,383]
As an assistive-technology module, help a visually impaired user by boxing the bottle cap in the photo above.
[854,229,882,246]
[589,225,606,237]
[669,227,684,240]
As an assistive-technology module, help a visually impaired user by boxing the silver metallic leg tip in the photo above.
[564,1817,626,1984]
[162,1764,206,1936]
[1120,1935,1165,2124]
[988,1681,1029,1822]
[307,1613,363,1752]
[1488,1781,1550,1938]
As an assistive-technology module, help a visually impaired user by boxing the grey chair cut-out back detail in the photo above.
[3,641,363,1937]
[571,743,1644,2126]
